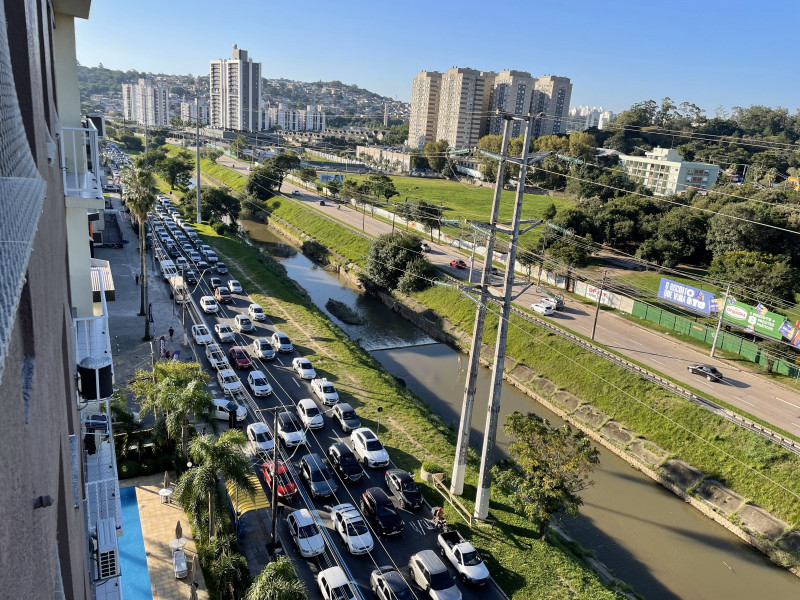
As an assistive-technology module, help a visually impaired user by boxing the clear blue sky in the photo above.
[76,0,799,115]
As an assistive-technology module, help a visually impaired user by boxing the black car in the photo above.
[184,270,198,285]
[299,453,338,500]
[384,469,422,509]
[327,442,363,484]
[687,364,723,382]
[360,487,403,536]
[370,566,414,600]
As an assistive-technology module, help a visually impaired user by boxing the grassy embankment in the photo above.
[197,224,628,600]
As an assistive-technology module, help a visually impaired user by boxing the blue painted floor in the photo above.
[119,486,153,600]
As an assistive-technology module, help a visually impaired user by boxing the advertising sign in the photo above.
[319,173,343,184]
[721,300,786,340]
[657,278,715,315]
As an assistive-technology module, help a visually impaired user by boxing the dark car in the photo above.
[299,453,338,500]
[450,259,467,269]
[228,346,252,370]
[261,459,298,503]
[209,277,222,290]
[687,364,723,382]
[360,487,403,536]
[370,566,414,600]
[184,270,198,284]
[327,442,363,484]
[384,469,422,509]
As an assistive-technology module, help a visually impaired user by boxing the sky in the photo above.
[76,0,800,115]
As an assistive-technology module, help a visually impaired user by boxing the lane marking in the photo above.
[629,339,643,346]
[775,397,800,410]
[293,379,301,388]
[651,359,666,366]
[735,396,755,407]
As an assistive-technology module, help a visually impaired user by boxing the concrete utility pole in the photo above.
[591,270,608,341]
[710,283,731,358]
[195,96,201,225]
[451,117,512,496]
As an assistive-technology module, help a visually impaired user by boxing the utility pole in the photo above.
[591,271,607,341]
[536,235,546,287]
[195,96,201,225]
[475,113,536,520]
[269,408,279,549]
[710,283,731,358]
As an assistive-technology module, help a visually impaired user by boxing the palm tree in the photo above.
[210,548,250,600]
[120,164,157,340]
[245,556,307,600]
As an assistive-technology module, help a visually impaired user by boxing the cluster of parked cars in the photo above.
[101,142,129,191]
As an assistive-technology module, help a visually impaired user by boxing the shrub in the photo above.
[139,459,156,476]
[155,454,174,473]
[119,461,140,479]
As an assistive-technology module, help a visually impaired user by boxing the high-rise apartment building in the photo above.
[121,78,169,126]
[209,44,263,132]
[264,103,326,132]
[568,106,616,131]
[488,70,536,137]
[180,98,210,124]
[408,71,442,149]
[435,67,496,150]
[532,75,573,137]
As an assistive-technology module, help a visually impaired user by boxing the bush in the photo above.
[119,461,140,479]
[302,240,329,264]
[139,459,156,476]
[155,454,174,473]
[422,460,445,475]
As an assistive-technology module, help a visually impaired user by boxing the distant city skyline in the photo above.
[76,0,800,116]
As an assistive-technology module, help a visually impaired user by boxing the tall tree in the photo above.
[246,164,281,201]
[202,187,242,223]
[245,555,307,600]
[366,173,398,201]
[296,166,318,186]
[230,135,248,159]
[492,412,599,539]
[708,251,799,305]
[413,201,442,242]
[157,154,193,190]
[423,139,449,172]
[270,153,301,188]
[120,164,157,339]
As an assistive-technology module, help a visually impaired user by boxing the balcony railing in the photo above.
[61,119,103,199]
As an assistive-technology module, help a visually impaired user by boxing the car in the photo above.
[271,331,293,353]
[450,259,467,269]
[371,566,414,600]
[228,346,252,369]
[247,370,273,396]
[191,324,212,344]
[317,567,356,600]
[234,314,254,333]
[299,453,338,501]
[214,323,235,343]
[539,296,565,311]
[421,242,431,253]
[287,509,325,558]
[327,442,363,484]
[276,411,306,447]
[261,459,298,503]
[331,403,361,433]
[227,280,242,293]
[216,262,228,275]
[251,338,276,360]
[205,251,218,264]
[184,270,198,284]
[408,550,460,600]
[292,357,316,380]
[214,286,232,303]
[351,427,390,468]
[292,190,301,196]
[196,260,209,271]
[209,277,222,290]
[248,303,266,321]
[687,364,724,382]
[296,398,324,430]
[360,487,403,536]
[530,302,553,316]
[217,368,243,395]
[200,296,218,314]
[212,398,247,422]
[205,343,230,370]
[311,378,339,405]
[189,252,202,263]
[385,469,423,509]
[331,503,374,555]
[246,422,274,453]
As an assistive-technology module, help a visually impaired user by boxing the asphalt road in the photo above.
[150,210,499,600]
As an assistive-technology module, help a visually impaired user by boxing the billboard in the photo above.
[319,173,343,184]
[718,298,787,340]
[657,278,715,315]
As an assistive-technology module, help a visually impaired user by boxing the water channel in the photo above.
[243,219,800,599]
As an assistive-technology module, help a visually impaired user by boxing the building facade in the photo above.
[264,103,326,132]
[435,67,496,150]
[180,98,210,124]
[488,70,536,138]
[531,75,572,138]
[408,71,442,149]
[209,44,262,132]
[568,106,616,131]
[619,147,720,196]
[121,78,169,126]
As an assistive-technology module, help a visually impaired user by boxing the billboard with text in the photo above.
[657,278,715,315]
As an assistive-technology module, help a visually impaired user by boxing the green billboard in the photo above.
[720,300,786,340]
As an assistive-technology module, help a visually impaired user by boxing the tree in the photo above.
[542,203,557,221]
[296,167,317,187]
[230,135,248,159]
[270,153,301,188]
[708,251,800,305]
[136,147,167,168]
[120,164,157,339]
[246,164,282,201]
[492,412,599,539]
[325,180,341,199]
[423,139,449,172]
[202,187,241,224]
[366,173,398,201]
[245,555,307,600]
[397,257,434,294]
[119,134,143,151]
[157,154,193,190]
[364,232,431,291]
[202,146,224,163]
[705,202,788,259]
[382,122,409,146]
[413,201,441,241]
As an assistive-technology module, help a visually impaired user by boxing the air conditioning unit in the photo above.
[93,518,120,580]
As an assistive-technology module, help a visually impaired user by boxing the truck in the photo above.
[160,259,178,281]
[169,275,189,304]
[437,530,490,586]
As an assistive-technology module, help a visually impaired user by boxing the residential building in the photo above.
[568,105,616,131]
[532,75,573,137]
[265,103,326,132]
[180,98,210,124]
[357,146,411,172]
[408,71,442,149]
[435,67,496,150]
[1,2,122,600]
[488,70,536,137]
[121,78,169,126]
[210,44,263,132]
[619,147,720,196]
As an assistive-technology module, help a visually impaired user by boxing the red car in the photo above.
[228,346,252,369]
[450,259,467,269]
[261,459,297,503]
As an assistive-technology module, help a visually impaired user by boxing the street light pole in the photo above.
[196,96,201,225]
[269,408,279,549]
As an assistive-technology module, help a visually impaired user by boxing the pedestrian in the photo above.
[169,327,175,342]
[135,273,139,286]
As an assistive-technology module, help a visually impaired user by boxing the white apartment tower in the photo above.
[209,44,263,132]
[489,70,536,137]
[436,67,496,150]
[121,78,169,126]
[264,103,326,132]
[619,148,720,196]
[180,99,209,124]
[532,75,573,137]
[568,106,616,131]
[408,71,442,149]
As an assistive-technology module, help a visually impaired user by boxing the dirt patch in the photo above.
[573,405,609,430]
[386,416,429,457]
[600,421,635,446]
[737,504,788,542]
[662,459,703,490]
[697,480,744,515]
[530,377,556,396]
[628,440,667,467]
[511,364,536,383]
[552,390,581,413]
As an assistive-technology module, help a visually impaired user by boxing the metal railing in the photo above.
[61,120,102,199]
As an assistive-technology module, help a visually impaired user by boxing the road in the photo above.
[150,210,500,600]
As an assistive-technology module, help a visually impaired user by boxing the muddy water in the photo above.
[243,220,800,599]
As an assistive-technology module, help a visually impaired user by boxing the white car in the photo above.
[277,410,306,447]
[217,368,243,395]
[191,324,212,345]
[248,303,266,321]
[271,331,293,353]
[215,323,235,343]
[227,280,243,293]
[212,398,247,422]
[247,370,273,396]
[530,302,554,316]
[311,378,339,405]
[296,399,324,430]
[246,422,274,453]
[292,357,316,380]
[351,428,390,468]
[251,338,276,360]
[288,509,325,559]
[330,503,374,555]
[234,314,254,333]
[318,567,357,600]
[205,343,230,370]
[200,296,218,313]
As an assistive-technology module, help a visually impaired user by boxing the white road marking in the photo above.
[736,396,755,407]
[293,379,300,388]
[651,359,666,366]
[775,397,800,410]
[629,339,643,346]
[276,357,284,366]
